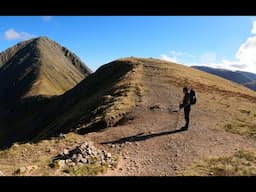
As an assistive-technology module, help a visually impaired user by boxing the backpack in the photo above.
[190,89,197,105]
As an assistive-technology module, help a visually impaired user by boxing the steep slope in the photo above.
[0,59,142,148]
[192,66,256,91]
[0,36,91,109]
[1,57,256,176]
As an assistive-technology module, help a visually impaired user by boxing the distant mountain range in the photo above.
[192,66,256,91]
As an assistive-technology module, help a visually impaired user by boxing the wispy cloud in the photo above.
[160,54,177,63]
[199,52,217,64]
[160,50,195,64]
[41,16,52,22]
[4,28,35,41]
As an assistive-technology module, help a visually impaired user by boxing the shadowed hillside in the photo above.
[0,59,143,148]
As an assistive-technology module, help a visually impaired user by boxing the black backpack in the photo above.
[190,89,197,105]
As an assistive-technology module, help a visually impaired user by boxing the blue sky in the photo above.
[0,16,255,73]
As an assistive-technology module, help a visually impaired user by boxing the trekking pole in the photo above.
[174,109,181,130]
[173,99,182,130]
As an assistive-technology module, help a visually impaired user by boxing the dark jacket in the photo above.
[179,92,191,110]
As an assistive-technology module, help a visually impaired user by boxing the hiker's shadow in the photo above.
[101,127,187,145]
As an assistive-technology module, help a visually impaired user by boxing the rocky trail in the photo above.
[85,62,256,176]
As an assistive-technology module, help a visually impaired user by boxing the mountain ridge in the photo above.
[192,66,256,91]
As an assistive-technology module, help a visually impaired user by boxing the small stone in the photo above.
[81,158,88,164]
[76,154,83,163]
[100,154,105,161]
[56,160,66,168]
[63,149,69,155]
[63,172,70,176]
[69,162,76,167]
[65,159,72,164]
[87,149,92,155]
[59,133,65,138]
[71,154,77,160]
[107,153,112,158]
[12,143,19,148]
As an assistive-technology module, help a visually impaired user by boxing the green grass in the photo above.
[213,103,256,139]
[222,120,256,139]
[180,150,256,176]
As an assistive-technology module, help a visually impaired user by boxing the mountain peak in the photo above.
[0,37,92,108]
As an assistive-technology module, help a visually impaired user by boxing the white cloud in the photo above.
[160,50,196,64]
[41,16,52,22]
[160,54,177,63]
[235,36,256,67]
[4,28,35,41]
[251,19,256,34]
[4,28,20,40]
[160,50,185,63]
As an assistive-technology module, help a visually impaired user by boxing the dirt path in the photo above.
[87,62,256,176]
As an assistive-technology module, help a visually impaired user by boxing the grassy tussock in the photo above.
[180,150,256,176]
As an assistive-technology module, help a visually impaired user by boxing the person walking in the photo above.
[179,87,191,130]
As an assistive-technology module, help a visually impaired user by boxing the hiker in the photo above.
[179,87,191,130]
